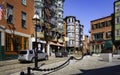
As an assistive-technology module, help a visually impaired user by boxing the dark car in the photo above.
[55,51,68,57]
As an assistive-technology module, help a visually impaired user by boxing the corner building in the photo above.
[0,0,34,60]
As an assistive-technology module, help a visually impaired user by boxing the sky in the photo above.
[64,0,115,36]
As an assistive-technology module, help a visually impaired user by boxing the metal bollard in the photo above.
[20,71,25,75]
[27,67,31,75]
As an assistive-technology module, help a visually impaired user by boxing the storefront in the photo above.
[5,33,29,54]
[0,32,5,60]
[90,41,104,54]
[50,42,64,56]
[0,26,6,60]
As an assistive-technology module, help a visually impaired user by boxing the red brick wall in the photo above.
[0,0,34,35]
[90,16,112,41]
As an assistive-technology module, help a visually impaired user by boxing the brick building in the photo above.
[0,0,34,60]
[90,15,113,54]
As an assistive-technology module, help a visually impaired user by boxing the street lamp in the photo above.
[32,11,40,68]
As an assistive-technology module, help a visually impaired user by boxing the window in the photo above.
[58,4,61,7]
[92,33,103,40]
[24,37,28,50]
[7,4,13,24]
[101,22,105,27]
[115,30,120,36]
[106,20,111,26]
[67,18,70,23]
[95,24,98,29]
[21,0,26,5]
[115,16,120,24]
[58,14,61,18]
[106,31,111,38]
[107,20,111,26]
[115,5,120,12]
[69,40,74,45]
[72,18,74,22]
[22,12,26,28]
[92,24,97,30]
[5,33,11,51]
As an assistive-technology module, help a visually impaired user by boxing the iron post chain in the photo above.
[20,54,84,75]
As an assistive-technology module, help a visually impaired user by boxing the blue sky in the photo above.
[64,0,115,36]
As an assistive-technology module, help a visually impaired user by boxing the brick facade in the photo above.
[90,15,113,53]
[0,0,34,56]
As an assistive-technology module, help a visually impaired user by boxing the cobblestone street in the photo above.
[9,55,120,75]
[0,56,68,75]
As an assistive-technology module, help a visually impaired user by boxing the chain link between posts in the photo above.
[20,53,85,75]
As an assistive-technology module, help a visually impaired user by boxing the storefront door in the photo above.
[0,32,4,60]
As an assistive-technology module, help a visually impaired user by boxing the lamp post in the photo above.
[32,11,40,68]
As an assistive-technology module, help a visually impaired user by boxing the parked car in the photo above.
[55,51,68,57]
[18,50,48,62]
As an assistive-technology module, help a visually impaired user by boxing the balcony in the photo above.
[57,7,63,11]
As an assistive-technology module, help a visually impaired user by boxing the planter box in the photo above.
[100,53,112,62]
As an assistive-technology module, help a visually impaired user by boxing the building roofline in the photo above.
[76,20,80,23]
[90,14,112,22]
[114,0,120,4]
[64,16,76,20]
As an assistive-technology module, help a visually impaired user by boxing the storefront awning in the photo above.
[50,42,64,47]
[104,40,113,49]
[96,41,104,44]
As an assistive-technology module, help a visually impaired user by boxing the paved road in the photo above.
[0,56,69,75]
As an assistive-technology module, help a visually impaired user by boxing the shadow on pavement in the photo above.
[72,65,120,75]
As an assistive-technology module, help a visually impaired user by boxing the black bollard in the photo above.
[20,71,25,75]
[27,67,31,75]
